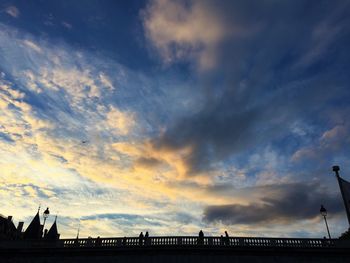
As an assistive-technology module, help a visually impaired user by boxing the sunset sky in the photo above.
[1,0,350,239]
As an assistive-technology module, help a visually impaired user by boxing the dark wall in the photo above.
[1,247,350,263]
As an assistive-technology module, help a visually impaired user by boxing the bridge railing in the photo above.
[59,236,338,249]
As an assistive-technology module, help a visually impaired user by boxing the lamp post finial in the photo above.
[332,166,340,177]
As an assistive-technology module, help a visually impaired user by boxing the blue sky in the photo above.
[0,0,350,238]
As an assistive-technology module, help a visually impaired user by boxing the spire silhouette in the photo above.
[23,211,42,239]
[45,216,60,240]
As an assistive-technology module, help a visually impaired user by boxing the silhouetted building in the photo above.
[1,209,60,241]
[0,215,21,240]
[45,217,60,240]
[23,211,42,239]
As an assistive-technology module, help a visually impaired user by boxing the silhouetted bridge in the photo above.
[1,236,350,262]
[61,236,344,248]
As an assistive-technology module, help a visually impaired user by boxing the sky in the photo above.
[0,0,350,239]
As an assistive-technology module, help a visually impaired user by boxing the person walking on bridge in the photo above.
[139,232,144,246]
[225,231,230,246]
[198,230,204,245]
[145,231,150,246]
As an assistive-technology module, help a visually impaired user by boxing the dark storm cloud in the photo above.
[150,1,350,175]
[203,182,344,224]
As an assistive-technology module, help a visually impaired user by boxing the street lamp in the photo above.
[320,205,331,239]
[43,207,50,229]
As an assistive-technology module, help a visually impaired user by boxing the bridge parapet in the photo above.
[59,236,343,249]
[2,236,350,250]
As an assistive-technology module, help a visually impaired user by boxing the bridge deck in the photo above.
[1,237,350,263]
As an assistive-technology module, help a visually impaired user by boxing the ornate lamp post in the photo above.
[320,205,331,239]
[43,207,50,229]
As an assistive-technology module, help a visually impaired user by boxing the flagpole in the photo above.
[333,165,350,226]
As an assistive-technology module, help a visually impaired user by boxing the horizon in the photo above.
[1,0,350,239]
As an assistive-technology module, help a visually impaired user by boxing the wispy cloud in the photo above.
[61,21,72,30]
[23,40,42,53]
[5,6,20,18]
[0,22,218,236]
[292,124,350,163]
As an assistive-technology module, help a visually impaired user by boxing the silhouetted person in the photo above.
[87,236,93,247]
[198,230,204,245]
[322,236,328,247]
[220,235,224,246]
[123,236,127,246]
[225,231,230,246]
[96,236,101,247]
[139,232,144,246]
[145,231,150,246]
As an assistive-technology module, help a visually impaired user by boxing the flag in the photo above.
[338,176,350,225]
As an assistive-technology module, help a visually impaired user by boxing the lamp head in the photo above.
[320,205,327,217]
[332,166,340,172]
[43,207,50,219]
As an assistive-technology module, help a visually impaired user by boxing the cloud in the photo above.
[135,157,163,168]
[145,1,350,176]
[320,125,348,145]
[203,182,343,225]
[61,21,72,29]
[142,0,233,70]
[5,6,19,18]
[99,73,114,90]
[293,2,348,68]
[76,210,201,237]
[0,24,214,237]
[106,106,135,135]
[23,40,42,53]
[292,124,350,163]
[0,78,52,147]
[81,213,163,227]
[0,24,143,203]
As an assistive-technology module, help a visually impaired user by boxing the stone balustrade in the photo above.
[59,236,339,249]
